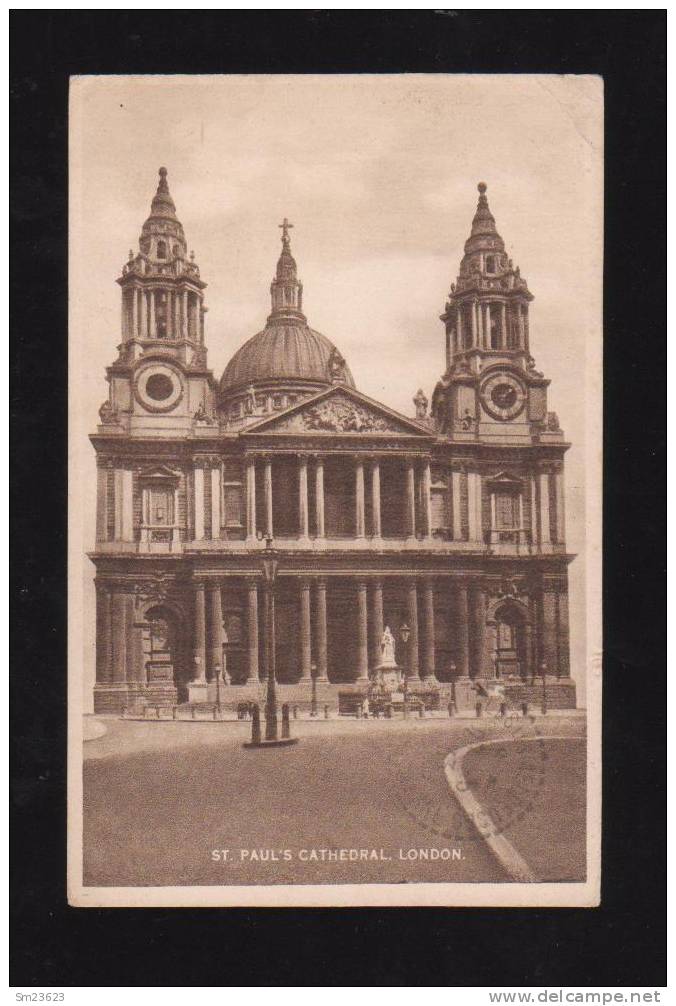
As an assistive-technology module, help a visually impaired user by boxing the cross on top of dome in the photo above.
[279,217,293,244]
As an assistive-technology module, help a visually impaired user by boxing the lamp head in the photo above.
[400,622,411,644]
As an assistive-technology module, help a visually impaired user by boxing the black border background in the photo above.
[10,12,666,988]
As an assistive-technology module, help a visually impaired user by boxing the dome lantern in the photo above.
[219,221,354,425]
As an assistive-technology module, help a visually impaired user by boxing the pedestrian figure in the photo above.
[475,700,483,718]
[448,700,455,718]
[281,703,290,739]
[500,701,507,718]
[521,701,528,717]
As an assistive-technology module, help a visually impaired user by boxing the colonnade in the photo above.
[187,577,497,687]
[123,285,201,341]
[451,299,529,354]
[93,576,570,705]
[244,454,434,541]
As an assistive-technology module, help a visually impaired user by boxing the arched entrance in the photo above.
[487,598,531,680]
[142,603,189,702]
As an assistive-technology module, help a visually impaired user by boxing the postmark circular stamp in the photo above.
[389,719,549,847]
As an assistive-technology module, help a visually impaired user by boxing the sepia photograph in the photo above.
[67,73,603,908]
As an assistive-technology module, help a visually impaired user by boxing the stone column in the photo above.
[298,456,309,539]
[110,592,127,683]
[555,469,566,545]
[315,579,328,681]
[422,460,433,538]
[539,472,551,546]
[299,579,312,681]
[315,457,325,538]
[500,302,507,348]
[518,304,525,348]
[371,460,382,538]
[246,579,260,682]
[422,579,436,682]
[95,587,112,683]
[451,470,463,541]
[406,580,420,681]
[131,286,139,339]
[139,289,147,339]
[264,458,273,537]
[182,290,189,338]
[149,289,156,338]
[192,583,206,683]
[467,472,483,544]
[406,461,416,538]
[114,469,133,541]
[530,476,538,544]
[96,466,108,542]
[457,309,464,349]
[483,303,490,348]
[470,584,487,679]
[193,465,205,540]
[355,460,366,538]
[356,581,369,682]
[542,588,559,677]
[455,584,470,678]
[471,300,478,346]
[524,622,534,681]
[371,579,384,669]
[557,591,570,677]
[125,594,140,683]
[208,583,223,679]
[210,465,221,540]
[246,458,256,539]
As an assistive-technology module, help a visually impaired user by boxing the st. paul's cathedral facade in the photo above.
[90,169,576,713]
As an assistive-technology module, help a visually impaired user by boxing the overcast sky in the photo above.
[70,75,603,707]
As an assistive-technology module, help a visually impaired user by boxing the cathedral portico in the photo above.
[90,172,576,713]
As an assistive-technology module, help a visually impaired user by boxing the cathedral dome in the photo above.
[219,219,354,406]
[220,322,354,395]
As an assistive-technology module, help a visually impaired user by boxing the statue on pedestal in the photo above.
[380,626,397,667]
[374,626,402,693]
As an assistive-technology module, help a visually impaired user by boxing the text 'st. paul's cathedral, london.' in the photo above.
[90,169,575,714]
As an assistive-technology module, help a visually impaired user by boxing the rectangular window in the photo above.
[495,491,518,529]
[222,458,244,530]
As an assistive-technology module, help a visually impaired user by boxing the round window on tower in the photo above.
[134,364,183,413]
[145,373,174,401]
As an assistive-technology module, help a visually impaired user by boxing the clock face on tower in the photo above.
[134,362,184,413]
[480,371,526,421]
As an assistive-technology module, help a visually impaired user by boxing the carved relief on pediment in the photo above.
[270,394,400,434]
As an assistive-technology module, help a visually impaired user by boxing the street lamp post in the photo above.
[540,661,548,715]
[400,622,411,717]
[310,663,318,717]
[213,632,229,719]
[258,529,279,741]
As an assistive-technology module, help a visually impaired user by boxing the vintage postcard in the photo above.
[68,74,602,908]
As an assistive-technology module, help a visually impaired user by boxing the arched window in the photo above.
[485,255,496,274]
[157,240,167,259]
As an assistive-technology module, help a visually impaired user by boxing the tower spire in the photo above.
[116,167,207,359]
[439,181,533,371]
[150,166,177,219]
[269,218,305,323]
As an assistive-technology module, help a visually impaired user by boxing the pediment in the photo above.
[486,470,524,486]
[243,387,432,437]
[139,464,181,481]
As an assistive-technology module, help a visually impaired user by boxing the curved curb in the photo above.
[83,717,108,742]
[444,734,580,883]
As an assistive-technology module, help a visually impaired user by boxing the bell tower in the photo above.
[97,168,216,435]
[432,182,561,445]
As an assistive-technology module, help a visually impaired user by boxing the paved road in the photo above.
[83,717,584,887]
